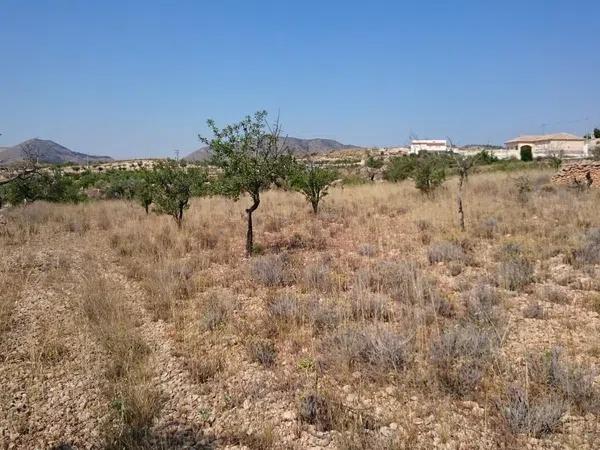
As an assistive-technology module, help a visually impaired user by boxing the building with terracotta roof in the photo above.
[409,139,447,154]
[505,133,586,157]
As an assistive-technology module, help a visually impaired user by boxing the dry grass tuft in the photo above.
[323,325,413,376]
[250,254,293,287]
[503,385,566,437]
[81,275,161,447]
[427,241,467,264]
[431,323,498,397]
[246,338,277,367]
[497,255,534,291]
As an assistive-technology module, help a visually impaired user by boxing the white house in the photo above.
[409,139,448,154]
[505,133,586,158]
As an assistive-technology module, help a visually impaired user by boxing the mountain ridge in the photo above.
[184,137,362,161]
[0,138,113,165]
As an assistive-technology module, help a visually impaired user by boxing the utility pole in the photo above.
[174,149,180,161]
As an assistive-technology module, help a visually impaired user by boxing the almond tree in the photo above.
[151,160,208,228]
[0,141,41,187]
[291,162,337,214]
[200,111,294,256]
[453,152,481,231]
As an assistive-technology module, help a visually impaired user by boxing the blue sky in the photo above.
[1,0,599,158]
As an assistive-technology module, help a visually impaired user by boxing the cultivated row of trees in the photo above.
[3,111,556,254]
[0,111,339,256]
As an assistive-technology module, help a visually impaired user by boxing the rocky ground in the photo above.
[1,170,599,449]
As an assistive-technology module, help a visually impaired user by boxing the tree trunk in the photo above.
[311,199,319,215]
[175,203,184,229]
[457,176,465,231]
[245,195,260,256]
[144,203,149,214]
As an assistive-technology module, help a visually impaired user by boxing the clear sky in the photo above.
[1,0,599,159]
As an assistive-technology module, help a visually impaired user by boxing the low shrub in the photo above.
[357,243,376,257]
[523,302,546,319]
[528,348,600,414]
[324,326,412,374]
[497,256,534,291]
[571,228,600,266]
[431,324,498,397]
[428,241,467,264]
[359,260,434,305]
[297,393,334,431]
[503,385,566,437]
[250,254,292,287]
[268,293,305,326]
[537,285,569,305]
[199,299,231,332]
[247,338,277,367]
[349,290,392,321]
[303,261,332,292]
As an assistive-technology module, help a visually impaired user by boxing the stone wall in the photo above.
[552,160,600,187]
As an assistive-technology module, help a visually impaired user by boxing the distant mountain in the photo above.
[184,137,362,161]
[0,138,113,166]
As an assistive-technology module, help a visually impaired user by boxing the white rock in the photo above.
[282,410,296,421]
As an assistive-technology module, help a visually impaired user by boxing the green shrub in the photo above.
[384,156,416,182]
[412,156,446,194]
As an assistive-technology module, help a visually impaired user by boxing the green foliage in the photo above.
[134,170,153,214]
[412,156,446,194]
[594,128,600,139]
[2,169,84,205]
[520,146,533,162]
[201,111,294,201]
[200,110,295,255]
[291,163,338,214]
[384,156,417,182]
[340,173,366,185]
[103,172,140,200]
[547,152,563,170]
[365,154,384,169]
[151,160,208,228]
[474,150,498,165]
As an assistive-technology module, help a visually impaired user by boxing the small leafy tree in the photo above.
[200,111,294,256]
[547,150,564,170]
[291,162,337,214]
[0,140,41,188]
[365,154,384,169]
[412,155,446,195]
[594,128,600,139]
[3,169,83,204]
[520,146,533,161]
[384,156,417,182]
[475,150,498,165]
[453,154,480,231]
[151,160,207,228]
[134,170,153,214]
[42,169,84,203]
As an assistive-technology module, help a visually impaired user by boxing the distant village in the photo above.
[381,132,598,160]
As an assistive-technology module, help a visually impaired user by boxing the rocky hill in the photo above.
[185,137,361,161]
[0,139,113,166]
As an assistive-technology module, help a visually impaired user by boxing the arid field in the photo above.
[1,169,599,449]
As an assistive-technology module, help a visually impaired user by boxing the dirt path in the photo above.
[0,241,109,449]
[88,240,215,448]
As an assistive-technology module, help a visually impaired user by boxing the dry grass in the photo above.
[3,168,600,448]
[81,274,162,447]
